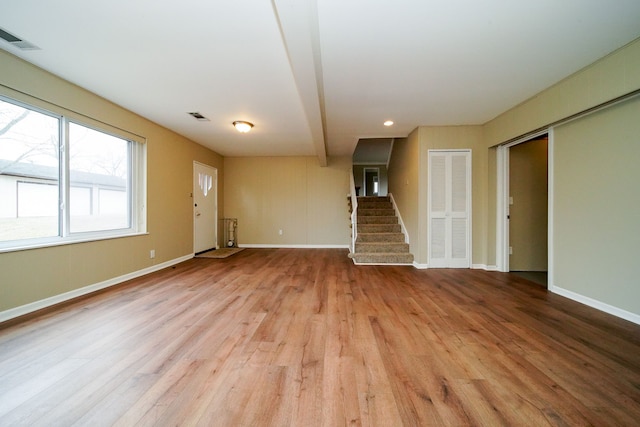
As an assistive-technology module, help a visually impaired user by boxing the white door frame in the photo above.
[496,129,553,284]
[193,161,218,254]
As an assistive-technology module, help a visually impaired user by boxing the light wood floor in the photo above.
[1,248,639,426]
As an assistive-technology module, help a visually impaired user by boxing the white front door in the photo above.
[193,162,218,254]
[428,150,471,268]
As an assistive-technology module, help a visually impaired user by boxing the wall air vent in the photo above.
[0,27,41,51]
[187,112,210,122]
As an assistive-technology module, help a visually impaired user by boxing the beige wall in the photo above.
[0,51,224,313]
[483,38,640,319]
[483,38,640,269]
[387,38,640,320]
[389,128,486,266]
[223,156,351,246]
[484,39,640,147]
[387,134,420,258]
[554,96,640,315]
[420,126,486,266]
[509,138,548,271]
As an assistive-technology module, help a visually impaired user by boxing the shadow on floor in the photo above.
[511,271,547,287]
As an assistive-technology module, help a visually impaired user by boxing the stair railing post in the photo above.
[350,172,358,254]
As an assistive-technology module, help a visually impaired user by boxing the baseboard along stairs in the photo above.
[348,196,414,265]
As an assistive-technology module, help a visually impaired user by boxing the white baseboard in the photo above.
[472,264,499,271]
[239,244,350,249]
[411,263,499,271]
[0,254,194,324]
[550,285,640,326]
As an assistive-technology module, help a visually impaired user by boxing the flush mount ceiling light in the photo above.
[233,121,254,133]
[383,120,394,127]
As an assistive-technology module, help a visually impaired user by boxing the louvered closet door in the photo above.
[428,150,471,268]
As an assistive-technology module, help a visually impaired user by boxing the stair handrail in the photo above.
[349,172,358,254]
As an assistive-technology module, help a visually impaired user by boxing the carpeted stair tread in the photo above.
[357,223,401,233]
[357,216,398,224]
[357,196,390,202]
[355,242,410,253]
[358,208,396,216]
[349,195,414,265]
[349,252,414,264]
[356,232,406,243]
[357,201,393,209]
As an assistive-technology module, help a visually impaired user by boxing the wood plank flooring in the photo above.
[1,248,639,426]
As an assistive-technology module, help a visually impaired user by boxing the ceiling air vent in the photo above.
[187,112,210,122]
[0,27,41,51]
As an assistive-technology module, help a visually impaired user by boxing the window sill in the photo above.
[0,231,150,254]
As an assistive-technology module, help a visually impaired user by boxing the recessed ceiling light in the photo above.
[383,120,394,127]
[233,121,254,133]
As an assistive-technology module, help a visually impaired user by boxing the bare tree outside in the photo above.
[0,100,59,173]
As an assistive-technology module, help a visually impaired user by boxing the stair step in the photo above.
[357,196,390,202]
[349,252,414,264]
[357,201,393,209]
[358,209,396,217]
[356,232,406,243]
[357,223,401,233]
[358,216,398,224]
[355,242,410,253]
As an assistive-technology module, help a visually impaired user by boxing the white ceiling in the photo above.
[2,1,640,165]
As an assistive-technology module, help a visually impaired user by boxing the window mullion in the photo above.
[60,118,70,238]
[127,142,134,229]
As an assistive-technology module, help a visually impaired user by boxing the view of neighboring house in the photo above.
[0,160,128,241]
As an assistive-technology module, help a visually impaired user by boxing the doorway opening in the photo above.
[363,167,380,196]
[498,133,549,286]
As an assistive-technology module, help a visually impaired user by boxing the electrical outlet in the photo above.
[509,246,513,255]
[278,229,283,235]
[150,249,155,259]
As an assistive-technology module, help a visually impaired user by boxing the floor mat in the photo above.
[195,248,245,259]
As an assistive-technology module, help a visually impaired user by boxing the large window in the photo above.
[0,96,146,251]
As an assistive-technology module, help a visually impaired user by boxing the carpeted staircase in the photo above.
[348,195,414,265]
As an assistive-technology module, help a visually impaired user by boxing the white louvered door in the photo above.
[428,150,471,268]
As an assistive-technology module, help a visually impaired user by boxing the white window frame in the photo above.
[0,95,147,253]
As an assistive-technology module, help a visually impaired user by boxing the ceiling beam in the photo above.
[271,0,328,166]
